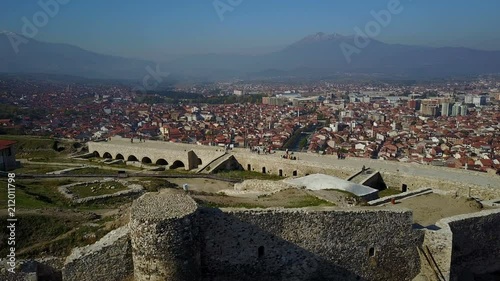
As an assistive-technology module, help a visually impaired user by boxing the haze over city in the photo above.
[2,0,500,60]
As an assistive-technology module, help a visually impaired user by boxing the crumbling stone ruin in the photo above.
[2,183,499,281]
[44,191,500,281]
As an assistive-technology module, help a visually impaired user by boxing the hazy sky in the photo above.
[1,0,500,60]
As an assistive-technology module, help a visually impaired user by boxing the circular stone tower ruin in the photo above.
[129,191,200,281]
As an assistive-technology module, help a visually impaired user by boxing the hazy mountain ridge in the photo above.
[1,31,500,81]
[0,32,151,80]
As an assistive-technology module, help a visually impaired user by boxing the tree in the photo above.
[299,138,308,149]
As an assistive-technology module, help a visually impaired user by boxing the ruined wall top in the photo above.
[131,192,198,222]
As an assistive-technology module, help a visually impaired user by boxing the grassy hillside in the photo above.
[0,135,78,160]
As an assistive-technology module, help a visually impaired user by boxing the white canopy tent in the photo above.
[284,173,378,198]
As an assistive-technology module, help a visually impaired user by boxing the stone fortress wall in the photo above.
[129,193,201,281]
[126,192,423,281]
[62,226,132,281]
[231,151,357,179]
[443,210,500,280]
[418,209,500,281]
[229,151,500,200]
[42,192,500,281]
[89,140,500,200]
[382,172,499,200]
[78,140,500,280]
[197,207,421,281]
[88,138,225,170]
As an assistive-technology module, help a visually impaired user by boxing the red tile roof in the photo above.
[0,140,16,150]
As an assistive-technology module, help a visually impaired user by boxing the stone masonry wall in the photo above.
[383,172,500,200]
[232,152,357,178]
[89,141,498,201]
[88,140,224,170]
[126,194,500,281]
[418,209,500,281]
[231,152,499,200]
[198,207,423,281]
[420,226,453,280]
[62,226,133,281]
[129,192,200,281]
[445,209,500,280]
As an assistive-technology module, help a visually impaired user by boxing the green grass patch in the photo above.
[130,178,178,192]
[0,135,76,160]
[162,168,193,175]
[69,182,127,198]
[14,164,61,174]
[0,214,77,257]
[66,167,118,175]
[87,159,144,171]
[18,150,61,161]
[195,194,334,209]
[20,224,112,258]
[189,190,228,197]
[107,163,144,170]
[378,188,402,198]
[0,179,73,208]
[216,170,283,181]
[77,196,138,209]
[0,135,55,150]
[193,189,334,209]
[282,195,336,208]
[324,189,359,199]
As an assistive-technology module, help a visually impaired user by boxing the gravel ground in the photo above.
[384,193,487,226]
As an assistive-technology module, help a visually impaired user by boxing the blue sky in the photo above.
[1,0,499,60]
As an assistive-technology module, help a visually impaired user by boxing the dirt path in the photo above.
[385,193,486,226]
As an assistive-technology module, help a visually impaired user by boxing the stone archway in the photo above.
[156,159,168,165]
[170,160,185,170]
[103,152,112,159]
[116,154,124,160]
[127,155,139,161]
[142,157,152,164]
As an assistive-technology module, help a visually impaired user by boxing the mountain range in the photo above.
[1,31,500,81]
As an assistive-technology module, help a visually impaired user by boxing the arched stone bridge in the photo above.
[88,137,225,170]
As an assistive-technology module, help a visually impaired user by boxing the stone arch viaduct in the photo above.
[88,137,225,170]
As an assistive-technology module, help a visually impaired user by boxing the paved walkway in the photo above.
[105,137,224,152]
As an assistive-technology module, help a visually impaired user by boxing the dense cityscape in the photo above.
[1,75,499,174]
